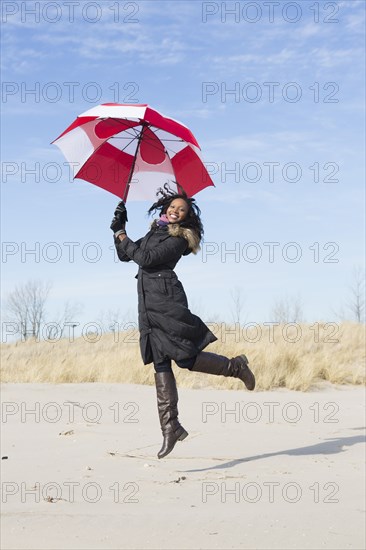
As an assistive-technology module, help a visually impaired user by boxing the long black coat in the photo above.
[114,221,217,365]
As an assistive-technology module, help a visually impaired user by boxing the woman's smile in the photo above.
[166,199,189,223]
[167,211,180,222]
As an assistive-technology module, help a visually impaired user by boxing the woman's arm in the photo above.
[114,234,143,262]
[117,233,187,268]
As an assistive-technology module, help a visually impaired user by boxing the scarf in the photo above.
[156,214,170,227]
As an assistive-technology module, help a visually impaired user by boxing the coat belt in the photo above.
[135,270,177,280]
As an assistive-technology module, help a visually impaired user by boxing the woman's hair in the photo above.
[147,182,204,241]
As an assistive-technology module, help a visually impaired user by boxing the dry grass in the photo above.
[1,323,365,391]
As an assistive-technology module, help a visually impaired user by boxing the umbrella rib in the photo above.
[76,119,142,163]
[111,127,183,143]
[108,121,185,147]
[146,127,188,156]
[148,126,186,155]
[109,123,148,148]
[90,120,188,161]
[119,138,139,154]
[111,125,185,157]
[73,125,140,176]
[110,126,141,142]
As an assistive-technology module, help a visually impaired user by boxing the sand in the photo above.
[1,382,365,550]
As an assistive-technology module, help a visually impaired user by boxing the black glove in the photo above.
[110,200,128,237]
[114,200,128,224]
[110,216,125,235]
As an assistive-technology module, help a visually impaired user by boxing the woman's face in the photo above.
[166,198,189,223]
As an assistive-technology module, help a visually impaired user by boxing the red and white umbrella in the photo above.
[52,103,215,201]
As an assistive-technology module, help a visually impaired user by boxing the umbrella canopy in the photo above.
[52,103,215,201]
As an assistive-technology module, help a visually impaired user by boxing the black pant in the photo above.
[154,356,197,373]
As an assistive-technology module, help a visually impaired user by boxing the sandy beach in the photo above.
[1,382,365,550]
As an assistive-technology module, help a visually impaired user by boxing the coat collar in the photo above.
[150,220,201,254]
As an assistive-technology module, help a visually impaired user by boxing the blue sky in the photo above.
[1,0,365,338]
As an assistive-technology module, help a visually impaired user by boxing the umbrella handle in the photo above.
[123,123,146,202]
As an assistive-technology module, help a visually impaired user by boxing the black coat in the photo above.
[115,221,217,365]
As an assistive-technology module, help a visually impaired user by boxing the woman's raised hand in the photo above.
[110,200,128,236]
[114,200,128,224]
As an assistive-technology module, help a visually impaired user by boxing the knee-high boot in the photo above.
[154,371,188,459]
[190,352,255,390]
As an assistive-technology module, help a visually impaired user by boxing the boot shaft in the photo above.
[154,371,180,434]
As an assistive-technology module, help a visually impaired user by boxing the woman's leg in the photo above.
[175,356,197,370]
[154,359,173,373]
[187,352,256,390]
[153,359,188,459]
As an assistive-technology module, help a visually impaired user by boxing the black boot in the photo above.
[154,371,188,459]
[190,352,255,390]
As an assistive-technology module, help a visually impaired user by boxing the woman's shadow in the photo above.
[184,428,366,473]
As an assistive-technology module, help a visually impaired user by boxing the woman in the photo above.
[111,186,255,459]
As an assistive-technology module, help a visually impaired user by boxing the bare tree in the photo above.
[45,300,84,340]
[270,294,304,324]
[105,308,125,334]
[96,307,137,334]
[347,266,365,322]
[230,287,245,325]
[332,266,366,323]
[5,280,51,340]
[61,300,84,333]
